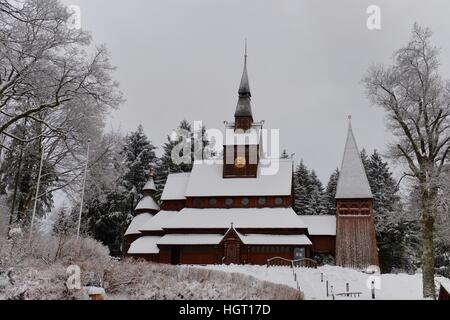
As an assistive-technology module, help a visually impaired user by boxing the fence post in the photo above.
[371,281,376,299]
[346,283,349,296]
[321,272,323,283]
[326,281,329,297]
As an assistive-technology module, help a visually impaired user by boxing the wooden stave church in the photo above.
[123,53,379,269]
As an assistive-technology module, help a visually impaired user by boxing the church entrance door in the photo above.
[225,241,239,265]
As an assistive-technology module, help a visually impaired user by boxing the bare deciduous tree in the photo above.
[363,23,450,298]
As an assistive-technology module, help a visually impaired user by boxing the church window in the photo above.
[258,197,266,206]
[275,197,283,206]
[192,198,201,207]
[241,197,250,206]
[225,198,234,207]
[209,198,217,206]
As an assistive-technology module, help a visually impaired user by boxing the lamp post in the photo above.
[76,138,91,240]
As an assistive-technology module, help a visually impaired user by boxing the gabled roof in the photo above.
[301,215,336,236]
[135,195,160,212]
[335,122,373,199]
[161,172,190,201]
[185,159,293,197]
[125,213,154,236]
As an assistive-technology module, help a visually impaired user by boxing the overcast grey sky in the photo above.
[62,0,450,183]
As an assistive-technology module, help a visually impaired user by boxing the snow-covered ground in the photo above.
[198,265,445,300]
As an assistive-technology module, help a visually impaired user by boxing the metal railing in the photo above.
[266,257,318,269]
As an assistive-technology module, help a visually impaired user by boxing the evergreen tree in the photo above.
[280,149,289,159]
[324,168,340,215]
[363,150,404,272]
[155,120,210,201]
[121,125,157,210]
[309,171,327,215]
[293,162,326,215]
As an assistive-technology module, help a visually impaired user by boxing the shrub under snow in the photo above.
[0,232,302,300]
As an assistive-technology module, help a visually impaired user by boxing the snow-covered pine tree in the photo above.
[121,125,157,211]
[309,171,327,215]
[363,150,405,272]
[324,168,340,215]
[293,162,326,215]
[154,120,211,201]
[281,149,289,159]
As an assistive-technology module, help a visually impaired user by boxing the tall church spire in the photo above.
[235,40,253,130]
[335,117,373,199]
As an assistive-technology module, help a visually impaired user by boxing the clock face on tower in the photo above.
[234,156,246,169]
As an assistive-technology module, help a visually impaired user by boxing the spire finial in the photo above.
[244,38,248,64]
[348,115,352,121]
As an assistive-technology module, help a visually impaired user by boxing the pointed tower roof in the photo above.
[234,41,253,118]
[335,118,373,199]
[143,176,156,192]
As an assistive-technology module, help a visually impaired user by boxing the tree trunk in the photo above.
[420,187,436,299]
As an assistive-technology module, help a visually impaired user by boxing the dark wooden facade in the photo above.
[335,199,379,268]
[438,284,450,300]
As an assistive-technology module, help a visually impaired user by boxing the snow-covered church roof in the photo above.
[143,178,156,192]
[301,215,336,236]
[335,122,373,199]
[161,173,191,201]
[185,159,293,197]
[135,195,160,212]
[125,213,154,236]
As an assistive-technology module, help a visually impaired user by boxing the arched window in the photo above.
[241,197,250,206]
[209,198,217,206]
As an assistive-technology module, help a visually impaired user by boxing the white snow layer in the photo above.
[125,213,154,236]
[135,196,160,211]
[241,234,312,245]
[161,173,191,200]
[143,179,156,191]
[128,236,161,254]
[200,264,430,300]
[335,124,373,199]
[185,160,293,197]
[140,208,307,230]
[301,215,336,236]
[157,234,224,245]
[138,211,181,232]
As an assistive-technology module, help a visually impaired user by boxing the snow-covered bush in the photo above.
[104,259,303,300]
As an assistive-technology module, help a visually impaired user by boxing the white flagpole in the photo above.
[76,139,91,240]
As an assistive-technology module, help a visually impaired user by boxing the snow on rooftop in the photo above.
[438,277,450,292]
[139,208,307,230]
[135,196,160,212]
[158,234,224,245]
[185,159,293,197]
[335,123,373,199]
[138,211,180,232]
[143,178,156,191]
[301,215,337,236]
[125,213,154,236]
[161,173,190,201]
[240,234,312,246]
[128,236,161,254]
